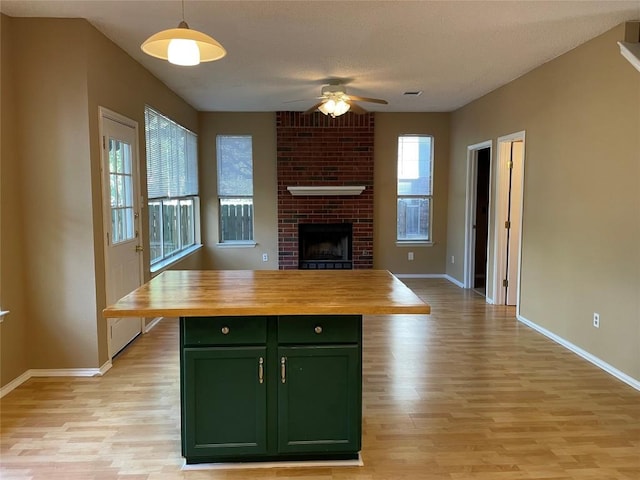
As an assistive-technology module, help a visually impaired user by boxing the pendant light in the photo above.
[141,0,226,66]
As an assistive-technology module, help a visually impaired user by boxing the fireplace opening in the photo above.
[299,223,353,269]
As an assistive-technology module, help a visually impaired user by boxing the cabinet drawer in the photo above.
[182,316,267,346]
[277,315,361,344]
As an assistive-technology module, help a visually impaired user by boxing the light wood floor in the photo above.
[1,279,638,479]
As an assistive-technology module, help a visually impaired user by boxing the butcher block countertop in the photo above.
[103,269,431,318]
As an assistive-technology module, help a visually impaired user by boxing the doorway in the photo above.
[464,141,492,295]
[493,132,525,306]
[473,148,491,294]
[99,108,144,359]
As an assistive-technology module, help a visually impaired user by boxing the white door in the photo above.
[505,141,524,305]
[100,109,144,358]
[493,132,525,306]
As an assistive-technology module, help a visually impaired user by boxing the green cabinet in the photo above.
[278,345,361,453]
[182,347,267,458]
[180,314,362,464]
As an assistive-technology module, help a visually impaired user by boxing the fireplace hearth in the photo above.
[299,223,352,269]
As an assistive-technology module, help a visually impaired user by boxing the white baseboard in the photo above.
[144,316,164,333]
[517,314,640,392]
[99,360,112,375]
[28,367,106,377]
[392,273,466,289]
[0,371,31,398]
[1,360,113,398]
[444,275,465,288]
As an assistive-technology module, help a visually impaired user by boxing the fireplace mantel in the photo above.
[287,186,366,196]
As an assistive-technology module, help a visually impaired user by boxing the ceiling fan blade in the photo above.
[349,102,368,114]
[284,96,326,104]
[348,95,388,105]
[303,102,324,115]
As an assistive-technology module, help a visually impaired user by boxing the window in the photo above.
[397,135,433,242]
[108,138,135,244]
[145,106,199,268]
[217,135,254,243]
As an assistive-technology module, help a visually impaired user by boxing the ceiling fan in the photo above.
[303,83,388,117]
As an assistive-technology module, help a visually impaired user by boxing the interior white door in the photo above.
[506,141,524,305]
[493,131,525,306]
[101,112,143,358]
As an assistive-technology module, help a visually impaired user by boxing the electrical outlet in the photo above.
[451,255,455,264]
[262,253,268,262]
[593,312,600,328]
[408,252,414,261]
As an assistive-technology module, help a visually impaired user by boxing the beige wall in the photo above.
[374,113,450,274]
[447,24,640,380]
[11,18,98,371]
[197,113,278,270]
[0,16,198,388]
[85,21,199,363]
[1,15,28,386]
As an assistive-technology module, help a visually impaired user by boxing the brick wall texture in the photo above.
[276,112,375,269]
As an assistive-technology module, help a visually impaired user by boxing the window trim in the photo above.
[150,244,202,276]
[216,135,255,243]
[396,134,434,244]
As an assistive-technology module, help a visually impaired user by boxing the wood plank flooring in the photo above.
[2,279,638,479]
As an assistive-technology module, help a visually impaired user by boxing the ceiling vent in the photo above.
[618,21,640,73]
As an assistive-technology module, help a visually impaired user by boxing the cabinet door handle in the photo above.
[281,356,286,384]
[258,357,264,384]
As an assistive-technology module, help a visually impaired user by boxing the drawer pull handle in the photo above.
[221,326,230,335]
[258,357,264,384]
[281,357,286,384]
[314,325,323,334]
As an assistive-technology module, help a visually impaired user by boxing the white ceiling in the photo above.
[2,1,639,112]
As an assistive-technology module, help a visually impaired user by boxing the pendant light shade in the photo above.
[141,0,226,67]
[142,21,226,66]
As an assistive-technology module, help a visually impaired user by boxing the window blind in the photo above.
[145,107,198,199]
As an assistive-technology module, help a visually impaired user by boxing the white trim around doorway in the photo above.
[493,131,526,308]
[464,140,493,292]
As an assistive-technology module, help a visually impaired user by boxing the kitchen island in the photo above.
[103,270,430,465]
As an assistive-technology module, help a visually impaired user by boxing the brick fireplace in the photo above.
[277,112,374,269]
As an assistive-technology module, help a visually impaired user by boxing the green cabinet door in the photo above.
[277,345,361,454]
[183,347,268,460]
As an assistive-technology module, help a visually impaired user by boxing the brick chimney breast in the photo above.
[277,112,374,269]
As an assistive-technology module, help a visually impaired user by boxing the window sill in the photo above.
[216,241,257,248]
[151,244,202,276]
[396,241,435,247]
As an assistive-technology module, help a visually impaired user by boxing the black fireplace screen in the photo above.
[298,223,353,269]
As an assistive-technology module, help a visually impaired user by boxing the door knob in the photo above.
[135,245,143,252]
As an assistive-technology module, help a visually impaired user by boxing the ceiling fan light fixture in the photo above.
[318,99,335,115]
[141,4,226,66]
[318,97,350,117]
[334,99,351,116]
